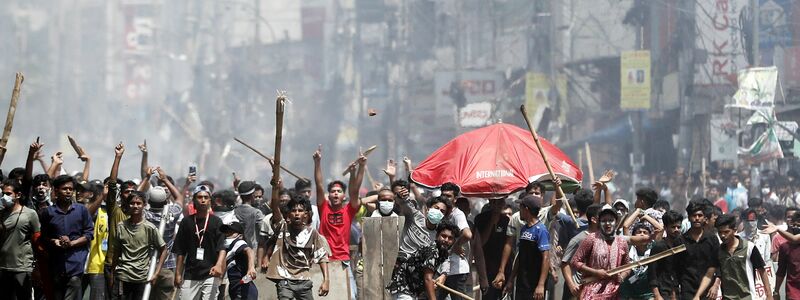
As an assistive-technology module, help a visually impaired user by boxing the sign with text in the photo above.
[695,0,748,86]
[620,50,651,110]
[435,71,503,117]
[458,102,492,127]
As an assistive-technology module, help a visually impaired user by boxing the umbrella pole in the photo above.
[585,142,595,184]
[519,105,580,228]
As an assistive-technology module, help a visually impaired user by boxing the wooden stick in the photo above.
[67,135,86,157]
[585,142,595,184]
[435,282,474,300]
[582,244,686,284]
[577,149,584,185]
[520,105,579,228]
[271,92,287,200]
[233,137,308,183]
[0,73,24,166]
[342,145,378,176]
[701,158,707,198]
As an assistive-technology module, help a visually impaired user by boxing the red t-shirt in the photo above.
[318,200,358,261]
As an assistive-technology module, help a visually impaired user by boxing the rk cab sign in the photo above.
[459,102,492,127]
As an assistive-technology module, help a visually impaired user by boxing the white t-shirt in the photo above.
[448,207,471,275]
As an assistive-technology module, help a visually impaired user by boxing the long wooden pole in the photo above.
[435,282,474,300]
[271,93,286,200]
[585,142,595,184]
[520,105,579,228]
[582,244,686,284]
[0,73,24,166]
[233,137,308,183]
[341,145,378,176]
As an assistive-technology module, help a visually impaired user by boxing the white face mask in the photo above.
[762,188,771,195]
[378,201,394,216]
[0,194,14,210]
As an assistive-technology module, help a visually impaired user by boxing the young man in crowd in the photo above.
[221,220,257,300]
[266,191,329,300]
[387,223,457,300]
[293,178,318,229]
[392,195,452,297]
[694,214,773,300]
[560,204,603,300]
[313,146,365,300]
[173,185,227,300]
[0,179,41,300]
[110,191,168,300]
[648,210,684,300]
[39,174,95,300]
[142,168,184,300]
[475,197,511,300]
[233,180,265,251]
[741,208,775,295]
[438,182,473,300]
[492,178,564,294]
[676,200,720,300]
[775,210,800,299]
[571,204,630,299]
[772,206,798,261]
[505,195,551,300]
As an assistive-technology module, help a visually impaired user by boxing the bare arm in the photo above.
[47,152,63,178]
[535,251,550,298]
[318,262,330,296]
[157,167,184,207]
[25,140,43,183]
[138,141,148,180]
[270,180,285,225]
[547,177,565,217]
[383,159,397,184]
[138,167,153,192]
[759,267,774,300]
[692,267,716,300]
[313,146,326,208]
[349,152,367,210]
[402,156,413,178]
[79,154,91,183]
[423,268,437,300]
[174,254,185,288]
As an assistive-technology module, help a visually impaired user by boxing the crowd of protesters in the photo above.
[2,137,800,300]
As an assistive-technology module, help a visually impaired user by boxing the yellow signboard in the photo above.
[525,72,548,122]
[620,50,651,110]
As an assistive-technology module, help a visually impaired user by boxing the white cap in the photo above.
[148,186,168,203]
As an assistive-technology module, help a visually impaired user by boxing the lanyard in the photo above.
[194,215,210,246]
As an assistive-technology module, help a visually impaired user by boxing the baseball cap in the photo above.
[517,195,543,211]
[221,221,244,234]
[148,186,168,203]
[613,199,630,211]
[600,204,618,220]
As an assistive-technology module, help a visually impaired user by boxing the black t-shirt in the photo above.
[676,231,720,299]
[515,222,550,293]
[474,211,510,277]
[173,214,225,280]
[648,239,683,293]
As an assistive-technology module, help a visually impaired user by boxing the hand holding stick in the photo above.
[520,105,579,228]
[342,145,377,176]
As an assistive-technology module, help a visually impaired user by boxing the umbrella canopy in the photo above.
[410,123,582,198]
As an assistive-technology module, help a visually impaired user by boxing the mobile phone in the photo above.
[189,165,197,176]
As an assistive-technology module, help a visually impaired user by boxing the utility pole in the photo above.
[750,0,759,66]
[631,0,645,198]
[677,0,696,170]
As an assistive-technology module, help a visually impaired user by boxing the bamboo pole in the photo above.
[271,92,287,200]
[519,105,579,228]
[0,73,24,166]
[435,282,474,300]
[342,145,378,176]
[585,142,595,184]
[582,244,686,284]
[365,165,377,188]
[67,135,86,157]
[233,137,308,183]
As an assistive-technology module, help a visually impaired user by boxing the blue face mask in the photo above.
[427,208,444,225]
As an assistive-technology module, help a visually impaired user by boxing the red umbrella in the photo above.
[410,123,582,198]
